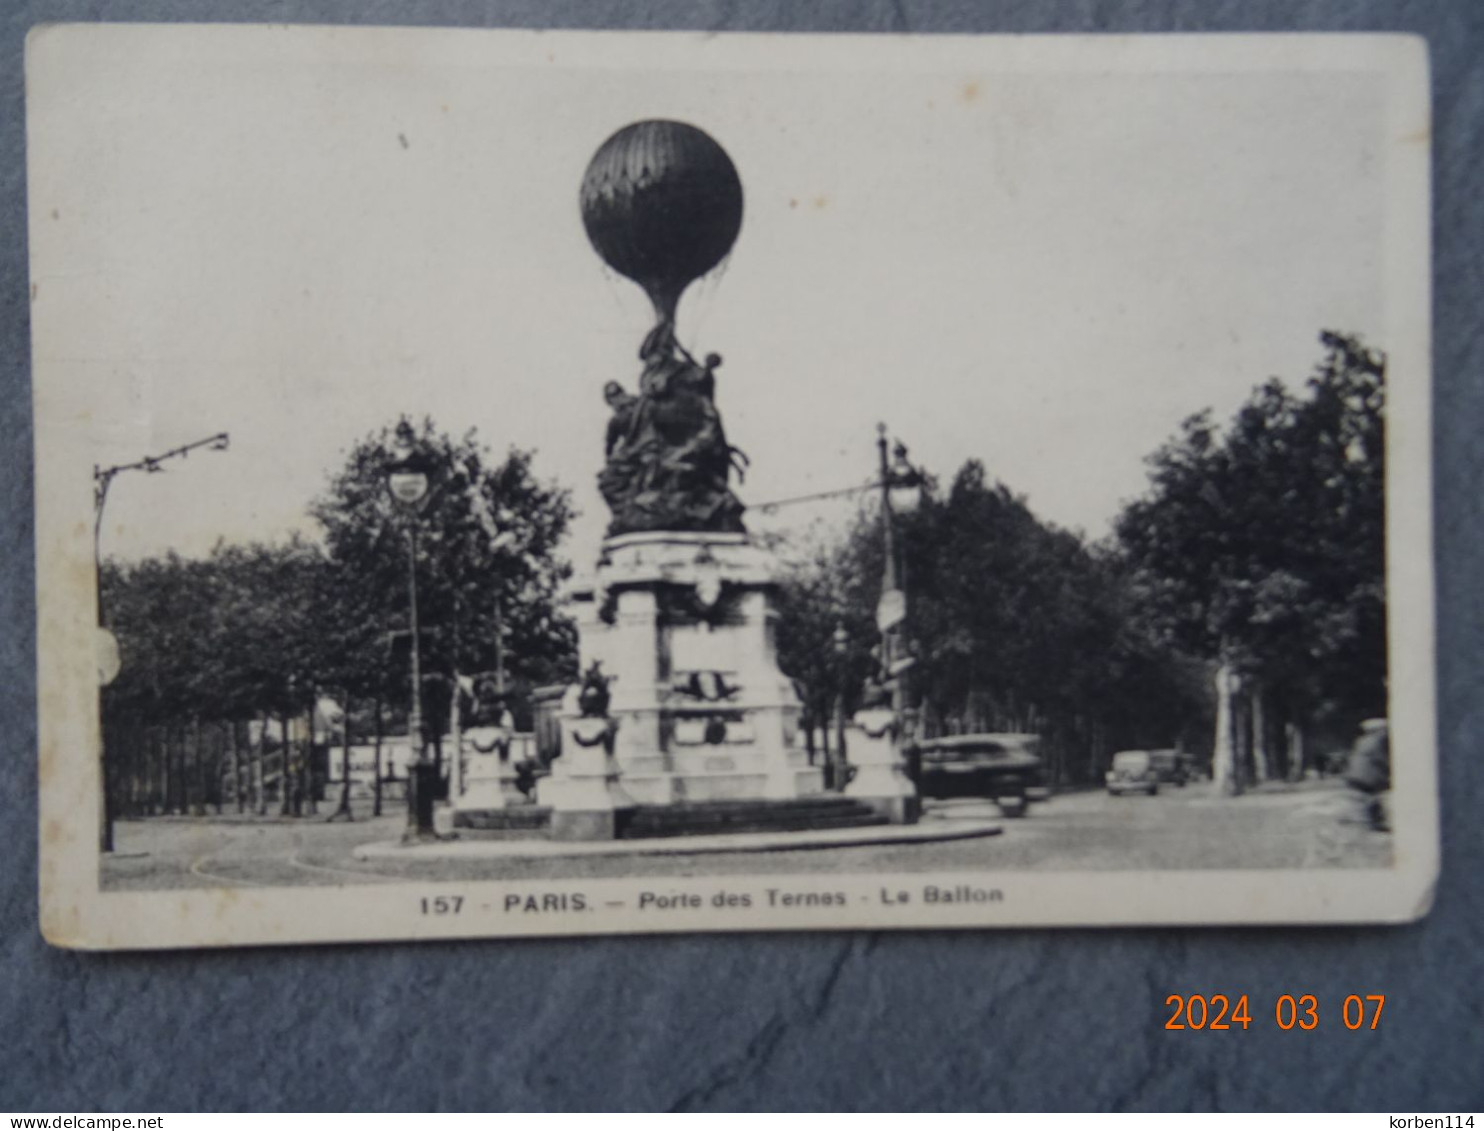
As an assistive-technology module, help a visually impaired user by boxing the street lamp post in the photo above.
[874,424,924,738]
[831,621,850,790]
[93,432,231,616]
[92,430,229,853]
[385,419,440,844]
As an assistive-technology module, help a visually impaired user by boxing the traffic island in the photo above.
[353,812,1000,862]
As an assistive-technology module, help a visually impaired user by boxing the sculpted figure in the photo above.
[603,381,638,458]
[577,661,612,719]
[597,323,747,536]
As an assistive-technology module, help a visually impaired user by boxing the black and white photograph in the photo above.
[28,25,1434,948]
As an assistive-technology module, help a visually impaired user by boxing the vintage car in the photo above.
[1105,749,1161,795]
[907,733,1050,817]
[1148,748,1196,786]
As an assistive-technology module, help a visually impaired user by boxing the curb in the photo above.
[352,818,1003,862]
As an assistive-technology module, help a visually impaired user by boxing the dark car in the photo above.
[907,733,1050,817]
[1148,748,1196,787]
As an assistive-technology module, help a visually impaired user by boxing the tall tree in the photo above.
[774,533,881,757]
[309,418,578,729]
[1115,331,1386,791]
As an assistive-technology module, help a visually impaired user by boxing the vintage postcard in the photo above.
[29,25,1435,948]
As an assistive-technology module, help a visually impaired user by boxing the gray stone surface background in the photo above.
[2,0,1480,1113]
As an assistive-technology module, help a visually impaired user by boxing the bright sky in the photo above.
[29,28,1392,572]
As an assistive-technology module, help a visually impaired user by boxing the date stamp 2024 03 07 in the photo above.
[1162,994,1387,1032]
[29,25,1436,949]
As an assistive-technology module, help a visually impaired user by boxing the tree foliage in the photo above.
[776,463,1206,782]
[1115,331,1386,735]
[103,418,578,735]
[309,418,578,713]
[102,536,328,724]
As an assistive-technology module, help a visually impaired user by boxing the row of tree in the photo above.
[101,420,577,814]
[774,464,1212,786]
[776,331,1386,789]
[1116,331,1386,788]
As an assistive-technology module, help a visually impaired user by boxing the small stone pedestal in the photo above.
[457,725,528,809]
[538,692,635,840]
[844,707,921,825]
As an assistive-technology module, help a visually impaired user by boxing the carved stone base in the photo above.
[456,724,528,811]
[549,808,626,842]
[564,532,825,815]
[536,706,635,840]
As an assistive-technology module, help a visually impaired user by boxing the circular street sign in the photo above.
[97,627,121,687]
[876,588,906,632]
[388,471,430,506]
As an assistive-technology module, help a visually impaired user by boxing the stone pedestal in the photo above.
[455,724,527,812]
[843,707,921,825]
[540,532,823,833]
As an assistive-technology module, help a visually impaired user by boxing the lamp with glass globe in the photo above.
[384,418,441,843]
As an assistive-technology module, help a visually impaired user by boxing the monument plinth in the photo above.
[543,532,822,815]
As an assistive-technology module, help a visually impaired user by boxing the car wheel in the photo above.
[997,797,1028,818]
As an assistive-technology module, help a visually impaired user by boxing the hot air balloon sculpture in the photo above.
[581,120,748,537]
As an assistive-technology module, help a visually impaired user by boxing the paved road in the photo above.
[102,777,1389,891]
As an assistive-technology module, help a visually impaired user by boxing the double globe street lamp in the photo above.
[875,423,925,738]
[825,424,926,793]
